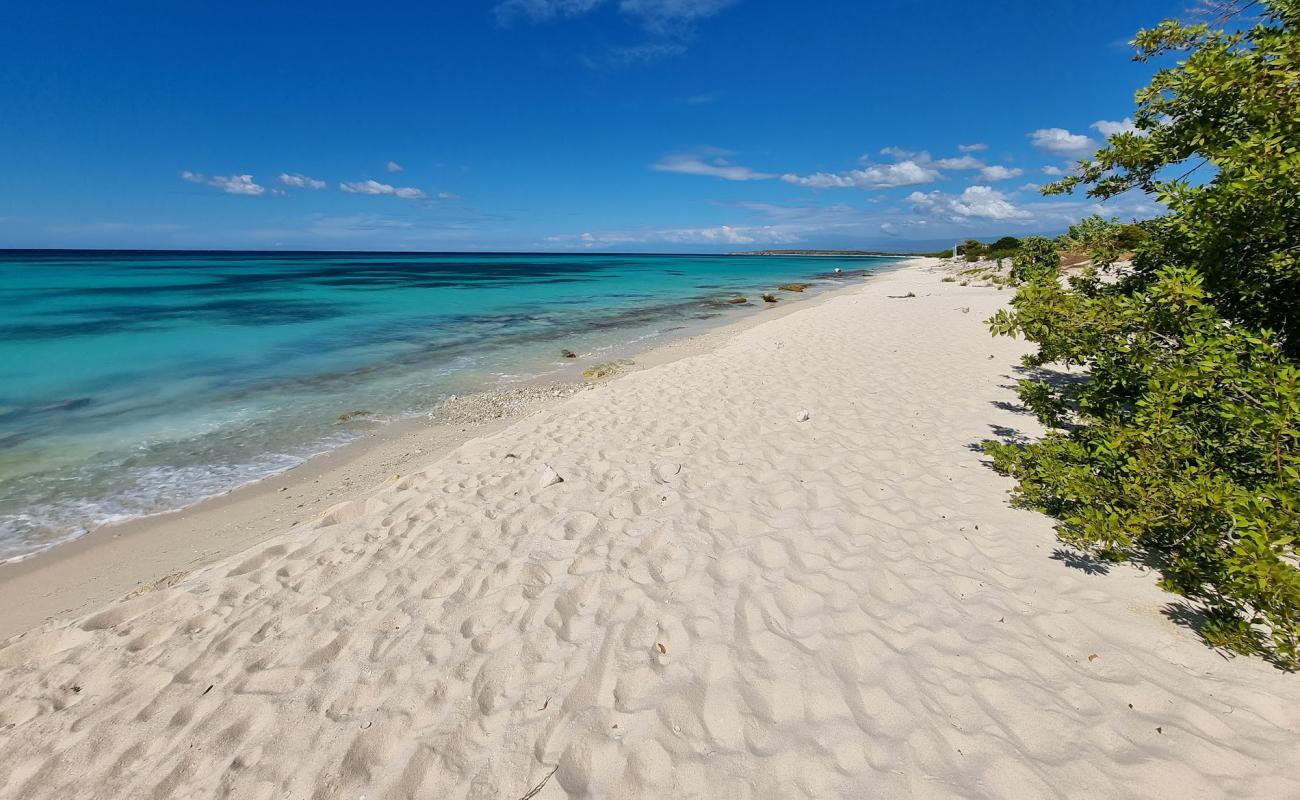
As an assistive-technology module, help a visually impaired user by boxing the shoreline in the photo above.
[0,265,897,640]
[0,257,1295,798]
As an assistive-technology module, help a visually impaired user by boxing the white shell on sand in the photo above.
[653,461,682,483]
[796,409,811,422]
[535,463,564,489]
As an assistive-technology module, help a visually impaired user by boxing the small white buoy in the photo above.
[834,267,842,274]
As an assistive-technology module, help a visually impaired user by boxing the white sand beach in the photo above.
[0,260,1295,799]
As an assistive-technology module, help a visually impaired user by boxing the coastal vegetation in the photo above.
[984,0,1300,667]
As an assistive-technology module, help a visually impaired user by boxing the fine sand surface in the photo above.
[0,260,1295,799]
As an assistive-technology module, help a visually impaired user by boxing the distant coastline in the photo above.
[728,249,921,257]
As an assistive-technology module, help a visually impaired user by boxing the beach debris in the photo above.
[779,283,811,292]
[1088,653,1099,662]
[536,463,564,490]
[560,349,577,359]
[958,306,970,314]
[436,383,585,425]
[582,359,634,381]
[653,461,682,484]
[202,684,214,696]
[538,697,550,711]
[888,292,917,299]
[517,765,559,800]
[796,409,811,422]
[761,293,778,303]
[727,296,748,304]
[657,642,667,654]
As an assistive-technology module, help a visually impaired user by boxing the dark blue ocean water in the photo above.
[0,250,900,560]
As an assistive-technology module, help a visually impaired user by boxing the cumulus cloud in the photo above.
[651,152,774,181]
[1091,118,1140,137]
[1029,127,1098,157]
[908,185,1032,221]
[978,165,1023,182]
[959,143,988,153]
[339,179,427,199]
[386,161,404,173]
[932,155,984,170]
[279,173,326,190]
[545,222,796,247]
[781,159,940,190]
[181,171,265,196]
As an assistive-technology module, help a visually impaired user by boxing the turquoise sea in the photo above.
[0,251,901,561]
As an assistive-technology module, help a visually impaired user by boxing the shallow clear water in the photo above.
[0,250,900,561]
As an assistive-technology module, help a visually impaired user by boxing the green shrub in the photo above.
[1009,237,1059,284]
[988,0,1300,667]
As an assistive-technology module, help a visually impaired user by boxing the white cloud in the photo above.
[620,0,737,33]
[437,191,461,200]
[979,165,1023,182]
[386,161,404,173]
[587,41,687,67]
[181,171,265,196]
[339,179,427,199]
[1041,164,1068,177]
[496,0,736,33]
[781,159,940,190]
[908,185,1032,221]
[1019,181,1043,193]
[1091,118,1140,137]
[651,152,774,181]
[495,0,605,23]
[959,143,988,153]
[1029,127,1098,157]
[279,173,326,190]
[932,155,984,170]
[545,222,797,248]
[879,146,924,161]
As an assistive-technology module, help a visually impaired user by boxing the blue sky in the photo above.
[0,0,1188,252]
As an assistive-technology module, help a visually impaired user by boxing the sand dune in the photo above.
[0,262,1295,799]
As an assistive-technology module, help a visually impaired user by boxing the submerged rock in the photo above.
[779,283,811,292]
[761,293,778,303]
[726,297,748,305]
[336,410,374,423]
[560,349,578,359]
